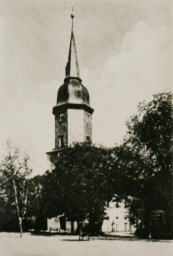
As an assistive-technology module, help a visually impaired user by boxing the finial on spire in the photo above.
[71,6,74,16]
[71,7,74,28]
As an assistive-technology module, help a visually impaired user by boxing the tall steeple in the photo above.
[47,12,94,166]
[65,13,80,78]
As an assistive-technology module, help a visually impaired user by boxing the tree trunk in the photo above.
[71,220,74,234]
[77,221,80,234]
[19,217,23,238]
[12,179,23,238]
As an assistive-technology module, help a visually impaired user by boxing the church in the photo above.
[46,14,133,234]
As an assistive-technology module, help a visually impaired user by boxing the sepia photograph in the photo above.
[0,0,172,255]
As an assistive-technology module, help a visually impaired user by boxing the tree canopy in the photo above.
[118,92,173,238]
[0,142,32,236]
[42,144,117,234]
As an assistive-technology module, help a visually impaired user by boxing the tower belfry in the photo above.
[47,14,94,165]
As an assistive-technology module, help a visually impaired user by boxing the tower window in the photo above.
[116,201,119,208]
[86,136,90,144]
[58,136,64,147]
[59,114,64,122]
[124,223,127,232]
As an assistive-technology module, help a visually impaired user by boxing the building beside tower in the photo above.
[47,15,134,234]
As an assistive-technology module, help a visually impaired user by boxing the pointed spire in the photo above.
[65,11,80,78]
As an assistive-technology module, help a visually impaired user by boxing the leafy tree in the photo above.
[0,196,19,232]
[27,175,47,231]
[0,142,32,237]
[120,92,173,238]
[42,144,116,234]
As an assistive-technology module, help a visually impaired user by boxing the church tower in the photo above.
[47,14,94,164]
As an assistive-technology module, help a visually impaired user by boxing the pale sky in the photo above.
[0,0,172,175]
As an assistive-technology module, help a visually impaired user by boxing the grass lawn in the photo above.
[0,233,172,256]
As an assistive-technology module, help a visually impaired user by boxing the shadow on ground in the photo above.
[30,232,173,243]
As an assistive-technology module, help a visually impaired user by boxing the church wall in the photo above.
[102,201,135,233]
[47,217,78,233]
[47,216,60,231]
[68,109,84,146]
[55,109,68,148]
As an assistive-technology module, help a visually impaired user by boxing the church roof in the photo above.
[57,77,89,106]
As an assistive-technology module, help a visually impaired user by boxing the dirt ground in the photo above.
[0,233,172,256]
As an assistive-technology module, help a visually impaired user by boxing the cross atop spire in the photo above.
[65,11,80,78]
